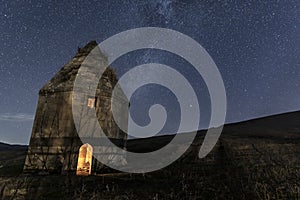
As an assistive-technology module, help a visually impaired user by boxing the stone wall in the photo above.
[24,41,128,174]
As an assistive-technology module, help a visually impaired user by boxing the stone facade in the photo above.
[23,41,128,174]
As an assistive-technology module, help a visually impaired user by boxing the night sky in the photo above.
[0,0,299,144]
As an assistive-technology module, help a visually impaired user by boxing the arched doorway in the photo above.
[76,143,93,176]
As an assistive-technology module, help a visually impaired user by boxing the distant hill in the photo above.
[0,142,27,151]
[0,110,299,199]
[127,110,300,152]
[223,110,300,138]
[0,142,27,176]
[1,110,300,164]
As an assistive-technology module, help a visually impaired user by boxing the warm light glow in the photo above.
[76,143,93,176]
[87,98,96,108]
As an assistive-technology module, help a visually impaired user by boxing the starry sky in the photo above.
[0,0,299,144]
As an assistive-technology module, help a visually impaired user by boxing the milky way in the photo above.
[0,0,299,144]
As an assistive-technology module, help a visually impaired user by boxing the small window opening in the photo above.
[87,97,97,108]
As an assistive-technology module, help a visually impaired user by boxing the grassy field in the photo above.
[0,111,299,199]
[0,136,299,199]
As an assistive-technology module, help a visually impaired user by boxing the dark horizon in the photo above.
[2,109,300,145]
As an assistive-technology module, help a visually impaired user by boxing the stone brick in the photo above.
[24,41,128,174]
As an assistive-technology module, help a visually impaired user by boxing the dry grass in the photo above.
[0,136,299,199]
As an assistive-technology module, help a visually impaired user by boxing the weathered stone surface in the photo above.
[24,41,128,174]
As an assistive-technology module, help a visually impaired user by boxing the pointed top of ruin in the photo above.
[77,40,98,54]
[39,41,114,95]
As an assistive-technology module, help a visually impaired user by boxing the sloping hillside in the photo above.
[0,142,27,176]
[0,111,299,199]
[223,111,300,138]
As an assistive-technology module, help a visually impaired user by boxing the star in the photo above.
[0,0,299,144]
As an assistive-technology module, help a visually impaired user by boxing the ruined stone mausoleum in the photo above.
[23,41,128,175]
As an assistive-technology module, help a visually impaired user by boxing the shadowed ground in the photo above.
[0,111,299,199]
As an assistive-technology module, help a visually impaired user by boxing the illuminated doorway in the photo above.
[76,143,93,176]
